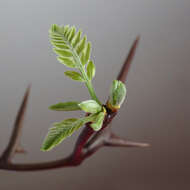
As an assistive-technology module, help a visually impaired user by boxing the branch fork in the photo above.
[0,37,149,171]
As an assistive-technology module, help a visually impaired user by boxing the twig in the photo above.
[0,37,149,171]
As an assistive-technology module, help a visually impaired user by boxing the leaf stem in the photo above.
[81,68,101,105]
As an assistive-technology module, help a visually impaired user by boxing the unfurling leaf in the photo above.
[90,111,105,131]
[41,118,83,151]
[78,100,102,113]
[64,71,84,82]
[87,60,95,80]
[49,101,81,111]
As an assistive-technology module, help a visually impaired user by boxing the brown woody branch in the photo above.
[0,37,149,171]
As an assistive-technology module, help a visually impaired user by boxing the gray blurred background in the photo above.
[0,0,189,189]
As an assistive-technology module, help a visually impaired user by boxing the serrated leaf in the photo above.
[53,48,73,57]
[64,71,84,82]
[57,57,76,68]
[41,112,100,151]
[49,101,81,111]
[87,60,95,80]
[90,111,105,131]
[76,35,87,54]
[78,100,102,113]
[41,118,83,151]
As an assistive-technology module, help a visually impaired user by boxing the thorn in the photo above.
[117,36,140,83]
[105,133,150,148]
[1,85,31,161]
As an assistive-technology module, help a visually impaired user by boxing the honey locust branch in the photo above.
[0,37,149,171]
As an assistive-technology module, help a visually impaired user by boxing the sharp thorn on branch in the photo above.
[105,133,150,148]
[1,85,31,162]
[117,36,140,83]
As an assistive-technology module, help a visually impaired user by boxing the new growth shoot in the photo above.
[41,25,126,151]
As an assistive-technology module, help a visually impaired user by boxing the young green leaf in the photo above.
[87,60,95,80]
[64,71,84,82]
[41,118,83,151]
[76,35,87,55]
[65,27,72,38]
[49,24,102,107]
[90,111,105,131]
[71,30,82,47]
[50,24,58,33]
[80,42,91,66]
[84,42,91,63]
[49,101,81,111]
[78,100,102,113]
[57,57,76,68]
[51,42,69,49]
[53,48,73,57]
[63,25,69,35]
[80,52,86,65]
[53,118,78,127]
[68,26,76,42]
[50,38,66,44]
[41,113,99,151]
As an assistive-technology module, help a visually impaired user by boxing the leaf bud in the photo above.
[107,80,127,111]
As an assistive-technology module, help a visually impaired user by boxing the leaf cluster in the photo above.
[41,100,106,151]
[41,24,127,152]
[41,24,106,151]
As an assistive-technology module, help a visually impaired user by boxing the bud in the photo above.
[107,80,127,111]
